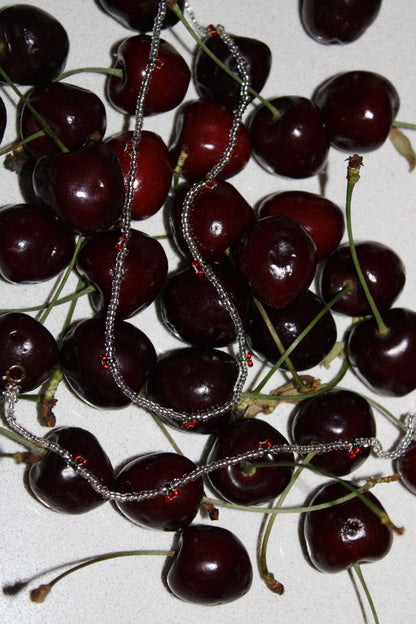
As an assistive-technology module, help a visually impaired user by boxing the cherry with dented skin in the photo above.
[97,0,185,32]
[167,524,253,605]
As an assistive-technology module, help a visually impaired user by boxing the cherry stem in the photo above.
[0,129,45,157]
[0,426,47,455]
[169,2,282,119]
[392,120,416,130]
[0,66,69,154]
[0,284,95,315]
[352,562,380,624]
[55,66,124,82]
[29,550,175,603]
[346,155,390,336]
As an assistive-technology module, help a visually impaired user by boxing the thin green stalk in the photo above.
[352,562,380,624]
[0,285,95,314]
[0,130,45,157]
[55,67,124,82]
[392,120,416,130]
[0,426,47,454]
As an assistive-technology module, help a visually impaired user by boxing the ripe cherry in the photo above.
[115,452,203,531]
[97,0,185,32]
[167,524,253,605]
[395,443,416,496]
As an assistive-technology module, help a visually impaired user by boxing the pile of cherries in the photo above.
[1,0,416,616]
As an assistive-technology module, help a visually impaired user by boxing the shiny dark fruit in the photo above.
[304,480,393,573]
[76,228,168,319]
[0,4,69,85]
[0,95,5,144]
[167,524,253,605]
[292,389,376,475]
[115,452,203,531]
[206,418,294,505]
[19,81,107,159]
[300,0,382,44]
[169,100,252,181]
[107,130,172,220]
[97,0,185,32]
[395,442,416,495]
[168,180,254,261]
[0,312,59,393]
[194,32,272,110]
[60,318,156,408]
[246,290,337,371]
[28,426,114,514]
[145,347,239,433]
[347,307,416,396]
[232,215,317,308]
[249,96,330,178]
[107,34,190,116]
[32,140,125,236]
[319,241,406,317]
[258,190,344,262]
[0,203,75,284]
[159,262,252,347]
[313,70,399,152]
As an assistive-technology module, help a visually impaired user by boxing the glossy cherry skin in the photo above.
[159,262,252,348]
[193,32,272,110]
[313,70,399,152]
[206,418,294,505]
[320,241,406,317]
[32,140,125,236]
[0,95,5,144]
[246,290,337,371]
[167,524,253,605]
[169,100,252,181]
[249,96,330,178]
[233,215,317,308]
[19,82,107,159]
[60,318,156,408]
[0,203,75,284]
[348,308,416,397]
[0,4,69,85]
[107,130,172,220]
[258,190,344,262]
[396,443,416,495]
[168,181,255,261]
[115,452,203,531]
[145,347,239,433]
[107,35,190,116]
[97,0,184,31]
[28,427,114,514]
[292,389,376,475]
[304,480,393,573]
[76,228,168,319]
[300,0,382,44]
[0,312,59,394]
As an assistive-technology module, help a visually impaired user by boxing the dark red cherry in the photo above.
[106,130,172,220]
[206,418,294,505]
[300,0,382,44]
[32,140,125,236]
[348,308,416,397]
[159,262,252,348]
[169,100,252,181]
[28,426,114,514]
[0,203,75,284]
[106,34,190,116]
[97,0,185,32]
[193,32,272,110]
[395,443,416,495]
[145,347,239,433]
[19,82,107,159]
[0,312,59,393]
[167,524,253,605]
[0,95,6,144]
[304,480,393,573]
[60,317,156,408]
[0,4,69,85]
[232,215,317,308]
[168,181,255,261]
[246,290,337,371]
[249,96,330,178]
[292,389,376,475]
[115,452,203,531]
[313,70,399,152]
[76,228,168,319]
[258,190,344,262]
[320,241,406,317]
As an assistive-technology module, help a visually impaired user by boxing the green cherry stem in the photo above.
[0,285,95,315]
[392,120,416,130]
[352,562,380,624]
[0,426,47,455]
[346,155,390,336]
[0,130,45,157]
[55,67,124,82]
